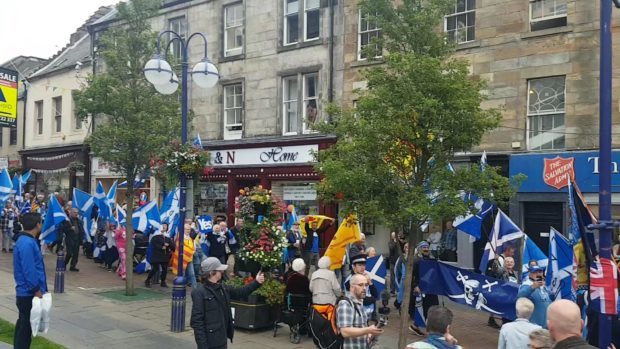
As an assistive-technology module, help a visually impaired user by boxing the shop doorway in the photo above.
[237,179,261,191]
[523,201,564,250]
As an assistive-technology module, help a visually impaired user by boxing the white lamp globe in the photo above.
[144,55,173,85]
[154,73,179,95]
[192,59,219,88]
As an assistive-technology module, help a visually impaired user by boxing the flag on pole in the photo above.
[21,170,31,184]
[40,196,69,245]
[94,181,111,220]
[413,294,427,328]
[160,188,180,236]
[19,201,31,215]
[132,200,161,233]
[546,227,575,300]
[480,151,488,171]
[116,204,126,226]
[589,257,618,315]
[73,188,96,243]
[324,215,361,270]
[568,180,597,289]
[299,215,332,238]
[0,168,13,205]
[453,193,494,240]
[521,236,548,281]
[479,209,524,273]
[118,171,148,189]
[366,255,387,295]
[193,134,203,149]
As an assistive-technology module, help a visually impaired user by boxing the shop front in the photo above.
[509,150,620,249]
[91,156,154,204]
[201,135,337,253]
[20,144,89,199]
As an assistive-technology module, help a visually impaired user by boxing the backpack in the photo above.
[309,296,359,349]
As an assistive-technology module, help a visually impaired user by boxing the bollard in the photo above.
[54,250,65,293]
[170,275,186,332]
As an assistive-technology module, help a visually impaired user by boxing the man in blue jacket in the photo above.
[517,265,552,328]
[12,212,47,349]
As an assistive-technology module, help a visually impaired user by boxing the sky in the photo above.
[0,0,122,65]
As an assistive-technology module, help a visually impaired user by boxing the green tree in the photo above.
[74,0,182,296]
[315,1,519,346]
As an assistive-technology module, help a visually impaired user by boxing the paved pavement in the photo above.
[0,250,500,349]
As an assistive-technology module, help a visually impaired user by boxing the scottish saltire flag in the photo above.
[366,255,387,295]
[21,170,31,184]
[453,193,494,240]
[40,196,69,245]
[160,188,180,236]
[413,294,427,328]
[19,201,31,215]
[94,181,111,220]
[589,257,618,315]
[73,188,96,243]
[282,207,298,232]
[193,134,203,148]
[132,200,161,233]
[119,172,148,189]
[521,236,549,281]
[480,151,487,171]
[420,260,519,320]
[546,227,575,300]
[107,180,117,203]
[479,209,524,273]
[0,168,13,205]
[11,174,20,195]
[116,204,126,226]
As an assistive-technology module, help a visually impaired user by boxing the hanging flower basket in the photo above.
[154,140,210,179]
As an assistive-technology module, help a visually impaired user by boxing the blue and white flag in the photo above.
[132,200,161,233]
[366,255,387,295]
[420,260,519,320]
[196,215,213,234]
[479,209,524,273]
[94,181,111,220]
[521,236,549,281]
[21,170,31,184]
[453,193,494,240]
[547,227,575,301]
[480,151,488,171]
[11,174,20,195]
[40,195,69,245]
[118,172,148,189]
[117,204,126,226]
[193,134,203,149]
[73,188,96,243]
[413,294,427,328]
[160,188,180,236]
[19,201,31,215]
[107,180,117,203]
[0,168,13,205]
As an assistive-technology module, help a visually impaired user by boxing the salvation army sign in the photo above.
[543,156,575,190]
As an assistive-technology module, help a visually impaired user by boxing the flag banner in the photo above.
[324,215,361,270]
[453,193,494,240]
[94,181,111,220]
[522,236,549,281]
[160,188,180,236]
[193,134,202,148]
[132,200,161,233]
[420,260,519,320]
[0,168,13,205]
[568,181,597,289]
[196,215,213,234]
[546,227,575,300]
[40,196,69,245]
[589,257,618,315]
[116,204,126,226]
[299,215,332,238]
[479,209,524,273]
[282,205,299,232]
[413,294,427,328]
[169,234,195,275]
[366,255,387,295]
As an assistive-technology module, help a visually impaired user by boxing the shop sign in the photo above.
[283,186,317,201]
[543,156,575,190]
[0,157,8,168]
[91,157,120,176]
[0,67,18,127]
[209,144,318,167]
[509,150,620,193]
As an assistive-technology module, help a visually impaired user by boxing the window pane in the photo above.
[226,110,236,125]
[531,1,543,20]
[457,0,466,12]
[447,16,456,31]
[467,11,475,27]
[360,14,368,32]
[305,74,317,98]
[306,9,320,39]
[287,101,298,133]
[467,26,475,41]
[285,78,298,100]
[286,0,299,15]
[306,0,320,9]
[286,14,299,43]
[467,0,476,10]
[528,76,565,114]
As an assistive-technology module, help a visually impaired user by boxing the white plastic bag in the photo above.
[30,296,42,337]
[39,293,52,334]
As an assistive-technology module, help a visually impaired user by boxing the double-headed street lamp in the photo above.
[144,30,219,332]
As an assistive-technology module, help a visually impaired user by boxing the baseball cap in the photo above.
[528,265,544,273]
[201,257,228,273]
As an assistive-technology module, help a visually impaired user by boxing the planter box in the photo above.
[231,300,274,330]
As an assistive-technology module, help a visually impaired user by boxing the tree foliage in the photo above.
[73,0,182,295]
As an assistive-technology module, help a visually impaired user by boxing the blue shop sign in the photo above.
[509,150,620,193]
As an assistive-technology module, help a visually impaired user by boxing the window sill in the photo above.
[455,41,481,51]
[521,26,573,40]
[350,59,384,69]
[277,39,324,53]
[220,53,245,63]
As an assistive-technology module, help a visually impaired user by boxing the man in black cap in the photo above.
[190,257,265,349]
[343,253,379,323]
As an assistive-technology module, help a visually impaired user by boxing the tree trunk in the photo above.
[398,224,423,349]
[125,182,135,296]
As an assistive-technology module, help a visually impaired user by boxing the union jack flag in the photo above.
[589,257,618,315]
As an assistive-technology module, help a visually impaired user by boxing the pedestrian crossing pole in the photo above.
[54,250,65,293]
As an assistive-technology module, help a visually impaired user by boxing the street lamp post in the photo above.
[143,30,219,332]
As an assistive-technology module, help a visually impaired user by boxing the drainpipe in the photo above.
[20,80,28,166]
[328,0,335,107]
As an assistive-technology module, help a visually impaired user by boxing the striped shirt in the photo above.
[337,295,368,349]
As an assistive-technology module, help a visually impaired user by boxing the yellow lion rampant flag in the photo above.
[299,215,332,237]
[324,214,361,270]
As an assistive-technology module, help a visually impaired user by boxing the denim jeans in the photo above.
[185,261,197,288]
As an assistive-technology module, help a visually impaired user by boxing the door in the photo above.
[523,201,564,250]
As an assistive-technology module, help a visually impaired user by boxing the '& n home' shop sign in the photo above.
[509,151,620,193]
[209,144,318,167]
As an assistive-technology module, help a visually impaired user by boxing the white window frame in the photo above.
[53,96,62,133]
[529,0,567,24]
[444,0,476,44]
[9,127,17,145]
[223,83,243,140]
[224,3,244,57]
[35,100,43,135]
[302,73,319,134]
[304,0,320,42]
[282,76,299,135]
[74,112,82,130]
[284,0,300,46]
[168,16,187,60]
[357,10,382,61]
[526,76,566,151]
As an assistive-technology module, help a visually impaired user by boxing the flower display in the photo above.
[151,140,210,180]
